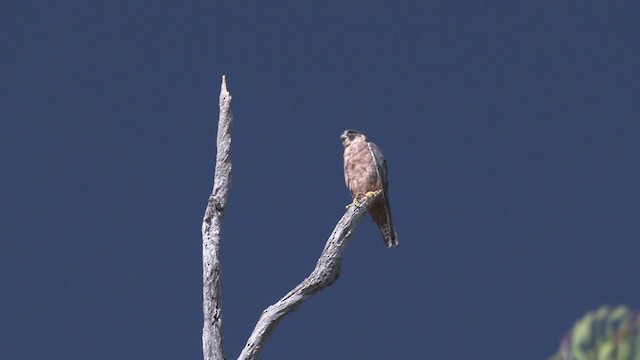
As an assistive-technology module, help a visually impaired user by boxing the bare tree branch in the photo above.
[201,77,377,359]
[237,191,382,360]
[202,75,233,360]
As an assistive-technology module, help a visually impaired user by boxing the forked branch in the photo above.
[201,76,378,360]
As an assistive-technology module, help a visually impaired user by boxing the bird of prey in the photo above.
[340,129,398,247]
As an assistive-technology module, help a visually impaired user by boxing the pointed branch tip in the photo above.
[220,75,230,96]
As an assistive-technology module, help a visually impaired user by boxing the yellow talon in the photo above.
[346,196,361,208]
[364,190,381,200]
[346,190,382,208]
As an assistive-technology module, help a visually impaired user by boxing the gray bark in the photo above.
[237,192,381,360]
[200,76,378,360]
[202,75,233,360]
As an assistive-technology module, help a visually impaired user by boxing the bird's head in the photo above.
[340,129,367,148]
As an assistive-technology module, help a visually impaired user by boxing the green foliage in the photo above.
[551,306,640,360]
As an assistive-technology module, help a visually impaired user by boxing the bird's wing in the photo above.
[367,142,398,247]
[367,142,389,193]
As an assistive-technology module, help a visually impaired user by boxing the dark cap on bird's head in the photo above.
[340,129,366,147]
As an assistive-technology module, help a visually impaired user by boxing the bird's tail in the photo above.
[370,195,399,248]
[379,221,399,248]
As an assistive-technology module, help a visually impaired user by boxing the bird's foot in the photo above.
[364,190,382,200]
[346,195,363,208]
[345,190,382,208]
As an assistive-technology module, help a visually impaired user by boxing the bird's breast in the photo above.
[343,142,380,196]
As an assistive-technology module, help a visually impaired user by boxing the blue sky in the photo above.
[2,1,639,359]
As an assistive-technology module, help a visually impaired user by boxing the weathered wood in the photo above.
[237,192,381,360]
[202,75,233,360]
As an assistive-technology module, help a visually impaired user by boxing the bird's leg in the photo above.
[364,189,382,200]
[346,190,382,208]
[346,193,366,208]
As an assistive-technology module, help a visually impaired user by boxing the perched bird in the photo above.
[340,129,398,247]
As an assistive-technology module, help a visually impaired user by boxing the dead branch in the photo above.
[237,192,381,360]
[202,75,233,360]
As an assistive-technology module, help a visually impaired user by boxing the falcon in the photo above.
[340,129,398,247]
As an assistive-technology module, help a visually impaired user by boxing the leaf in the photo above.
[551,305,640,360]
